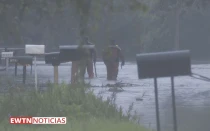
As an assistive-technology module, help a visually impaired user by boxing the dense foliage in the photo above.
[0,0,210,60]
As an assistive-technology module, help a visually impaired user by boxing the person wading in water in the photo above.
[102,40,125,80]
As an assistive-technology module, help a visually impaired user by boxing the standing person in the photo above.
[83,36,97,79]
[102,40,125,80]
[71,37,97,84]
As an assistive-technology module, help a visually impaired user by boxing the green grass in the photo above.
[0,118,148,131]
[0,82,150,131]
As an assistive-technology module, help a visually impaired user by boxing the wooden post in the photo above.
[6,58,9,72]
[34,56,37,91]
[15,62,17,76]
[30,64,32,74]
[23,65,26,84]
[54,66,59,84]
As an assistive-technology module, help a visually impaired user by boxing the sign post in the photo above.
[136,50,191,131]
[25,45,45,91]
[1,52,13,72]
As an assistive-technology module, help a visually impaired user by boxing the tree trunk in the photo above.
[79,0,92,44]
[74,0,92,83]
[174,7,180,50]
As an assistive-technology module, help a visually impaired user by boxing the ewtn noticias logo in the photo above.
[10,117,67,124]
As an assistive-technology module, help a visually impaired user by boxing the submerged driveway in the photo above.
[1,62,210,131]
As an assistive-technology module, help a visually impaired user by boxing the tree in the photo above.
[155,0,210,50]
[0,0,149,57]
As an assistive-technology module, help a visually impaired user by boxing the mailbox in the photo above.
[136,50,191,79]
[59,45,95,62]
[1,52,13,58]
[45,52,60,66]
[25,45,45,55]
[10,56,33,65]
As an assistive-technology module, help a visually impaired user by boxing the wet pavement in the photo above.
[1,62,210,131]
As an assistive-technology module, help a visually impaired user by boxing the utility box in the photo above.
[59,45,95,62]
[45,52,60,66]
[10,56,33,65]
[136,50,191,79]
[25,45,45,55]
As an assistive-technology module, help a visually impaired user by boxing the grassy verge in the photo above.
[0,118,148,131]
[0,83,149,131]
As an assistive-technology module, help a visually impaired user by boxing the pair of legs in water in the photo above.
[71,60,119,83]
[71,60,94,83]
[104,61,119,80]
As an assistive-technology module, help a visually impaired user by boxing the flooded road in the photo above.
[2,62,210,131]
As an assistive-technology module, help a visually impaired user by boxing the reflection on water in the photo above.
[163,95,210,131]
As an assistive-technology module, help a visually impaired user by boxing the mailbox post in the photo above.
[10,56,33,84]
[25,45,45,91]
[23,65,26,84]
[54,66,58,84]
[15,62,17,76]
[45,52,60,84]
[136,50,191,131]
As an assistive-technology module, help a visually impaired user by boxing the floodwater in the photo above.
[2,62,210,131]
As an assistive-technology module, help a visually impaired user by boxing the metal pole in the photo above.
[154,77,161,131]
[171,76,178,131]
[34,56,37,91]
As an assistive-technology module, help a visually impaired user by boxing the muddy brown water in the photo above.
[1,62,210,131]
